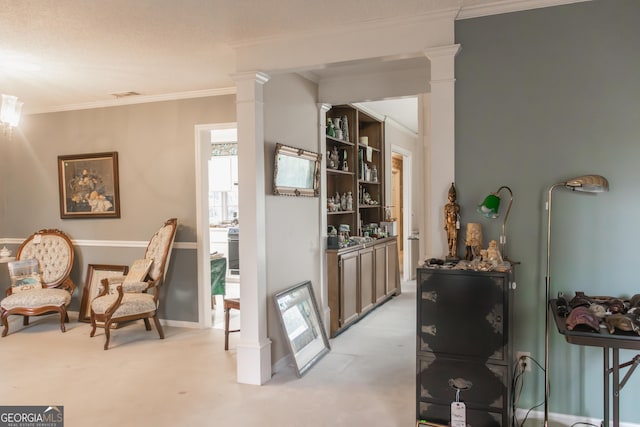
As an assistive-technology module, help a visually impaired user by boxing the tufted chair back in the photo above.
[16,229,74,289]
[143,218,177,285]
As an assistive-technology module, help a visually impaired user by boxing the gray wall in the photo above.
[456,0,640,421]
[1,95,236,322]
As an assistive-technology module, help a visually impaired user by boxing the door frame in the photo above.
[390,144,412,282]
[195,122,237,328]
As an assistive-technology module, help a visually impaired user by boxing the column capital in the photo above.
[318,103,332,113]
[424,44,461,82]
[232,71,270,85]
[423,44,461,60]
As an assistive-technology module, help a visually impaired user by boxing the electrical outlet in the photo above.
[516,351,531,372]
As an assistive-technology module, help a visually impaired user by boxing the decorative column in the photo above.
[317,103,331,336]
[423,44,461,259]
[232,71,272,385]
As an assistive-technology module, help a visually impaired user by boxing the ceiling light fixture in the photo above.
[1,94,23,138]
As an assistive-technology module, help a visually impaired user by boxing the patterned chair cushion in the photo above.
[98,277,147,294]
[145,225,174,281]
[1,288,71,310]
[91,293,157,317]
[19,235,72,285]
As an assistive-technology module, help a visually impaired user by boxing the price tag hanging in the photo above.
[451,401,466,427]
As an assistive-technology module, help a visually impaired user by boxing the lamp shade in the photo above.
[477,194,501,218]
[564,175,609,193]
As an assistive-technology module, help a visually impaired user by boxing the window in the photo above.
[209,128,238,226]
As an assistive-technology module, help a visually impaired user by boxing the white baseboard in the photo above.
[516,408,640,427]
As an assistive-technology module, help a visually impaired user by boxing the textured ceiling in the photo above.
[0,0,584,115]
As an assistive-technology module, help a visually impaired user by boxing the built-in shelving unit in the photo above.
[325,104,384,237]
[325,104,398,338]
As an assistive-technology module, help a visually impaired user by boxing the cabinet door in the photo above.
[339,250,359,327]
[374,244,386,303]
[417,354,509,410]
[417,269,508,362]
[359,247,374,313]
[386,239,400,295]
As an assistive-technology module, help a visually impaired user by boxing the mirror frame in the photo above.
[273,280,330,377]
[273,143,322,197]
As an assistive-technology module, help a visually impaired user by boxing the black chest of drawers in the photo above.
[416,267,514,427]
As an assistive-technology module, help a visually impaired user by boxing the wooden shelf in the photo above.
[326,135,354,146]
[325,104,384,237]
[327,169,354,176]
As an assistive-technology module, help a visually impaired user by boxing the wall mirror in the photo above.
[273,280,330,377]
[273,143,321,197]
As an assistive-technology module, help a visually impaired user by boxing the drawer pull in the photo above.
[421,325,437,336]
[421,290,437,302]
[449,377,473,391]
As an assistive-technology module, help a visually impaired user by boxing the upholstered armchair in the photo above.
[1,229,76,337]
[90,218,177,350]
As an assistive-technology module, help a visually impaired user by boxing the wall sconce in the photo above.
[1,94,24,137]
[477,185,513,260]
[543,174,609,427]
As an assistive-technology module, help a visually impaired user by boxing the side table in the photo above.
[550,300,640,427]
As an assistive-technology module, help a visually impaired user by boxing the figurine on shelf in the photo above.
[346,192,353,211]
[332,118,343,140]
[340,149,348,172]
[464,222,483,261]
[327,119,335,137]
[444,183,460,260]
[329,147,339,170]
[341,115,349,142]
[486,239,502,264]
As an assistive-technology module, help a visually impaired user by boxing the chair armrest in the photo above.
[121,282,149,293]
[61,277,76,295]
[96,276,125,295]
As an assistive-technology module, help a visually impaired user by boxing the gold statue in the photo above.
[444,183,460,260]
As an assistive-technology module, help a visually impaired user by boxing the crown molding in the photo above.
[26,87,236,115]
[457,0,590,20]
[230,7,460,50]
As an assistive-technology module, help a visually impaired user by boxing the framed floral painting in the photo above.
[57,152,120,219]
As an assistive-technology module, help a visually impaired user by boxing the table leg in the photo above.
[613,348,619,427]
[604,347,609,427]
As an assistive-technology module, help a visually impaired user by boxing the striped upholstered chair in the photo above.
[1,229,76,337]
[90,218,177,350]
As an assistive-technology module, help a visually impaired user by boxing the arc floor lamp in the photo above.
[544,174,609,427]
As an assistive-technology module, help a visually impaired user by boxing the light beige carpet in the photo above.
[0,281,416,427]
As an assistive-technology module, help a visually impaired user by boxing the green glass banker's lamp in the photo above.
[477,186,513,260]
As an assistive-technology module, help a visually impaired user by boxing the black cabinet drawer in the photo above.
[418,400,505,427]
[417,269,509,361]
[416,354,509,410]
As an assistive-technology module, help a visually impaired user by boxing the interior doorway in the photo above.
[391,153,404,276]
[195,122,240,330]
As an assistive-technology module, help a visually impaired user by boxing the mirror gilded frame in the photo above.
[273,280,330,377]
[273,143,321,197]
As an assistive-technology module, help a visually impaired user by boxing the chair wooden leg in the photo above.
[23,315,29,326]
[143,318,152,331]
[59,308,67,333]
[153,315,165,339]
[1,312,9,337]
[103,321,112,350]
[225,305,231,350]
